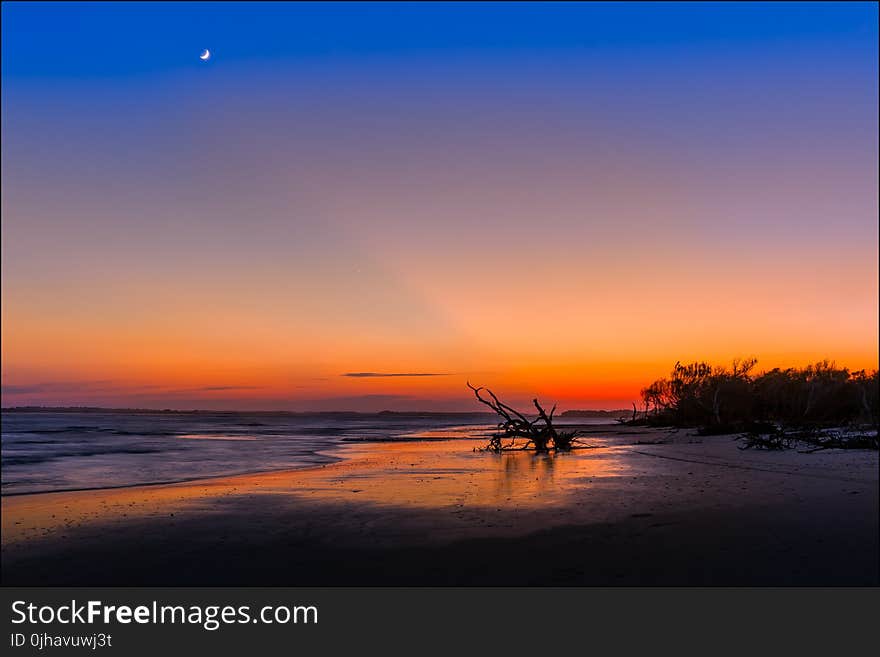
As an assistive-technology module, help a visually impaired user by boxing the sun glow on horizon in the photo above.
[2,3,877,411]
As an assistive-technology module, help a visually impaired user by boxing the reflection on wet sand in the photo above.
[4,429,878,586]
[1,438,630,546]
[298,439,630,510]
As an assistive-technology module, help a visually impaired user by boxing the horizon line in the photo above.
[0,405,633,415]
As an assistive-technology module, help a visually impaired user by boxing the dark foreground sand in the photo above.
[2,426,877,585]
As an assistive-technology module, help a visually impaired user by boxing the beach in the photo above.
[2,424,877,586]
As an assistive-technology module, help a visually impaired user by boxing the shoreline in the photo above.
[3,425,877,585]
[0,434,489,499]
[0,420,625,498]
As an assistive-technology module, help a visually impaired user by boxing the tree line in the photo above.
[636,358,878,433]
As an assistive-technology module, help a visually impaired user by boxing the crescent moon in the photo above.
[199,49,211,61]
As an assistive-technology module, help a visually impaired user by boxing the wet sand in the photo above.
[2,426,877,585]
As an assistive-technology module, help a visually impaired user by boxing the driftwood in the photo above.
[737,427,879,452]
[468,382,586,453]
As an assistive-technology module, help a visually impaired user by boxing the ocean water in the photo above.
[0,410,498,495]
[1,410,620,496]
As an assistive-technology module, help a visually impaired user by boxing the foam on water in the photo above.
[1,410,498,495]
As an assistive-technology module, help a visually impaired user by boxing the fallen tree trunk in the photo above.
[468,382,582,452]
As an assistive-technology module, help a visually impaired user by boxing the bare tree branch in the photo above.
[469,384,579,452]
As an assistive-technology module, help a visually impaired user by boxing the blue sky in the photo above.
[4,2,877,78]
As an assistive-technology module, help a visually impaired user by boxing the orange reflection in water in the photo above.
[302,439,630,511]
[1,438,631,546]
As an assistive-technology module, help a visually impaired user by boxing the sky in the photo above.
[2,2,878,411]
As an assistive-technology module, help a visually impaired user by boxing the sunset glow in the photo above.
[2,3,877,411]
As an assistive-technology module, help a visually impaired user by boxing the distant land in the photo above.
[560,409,632,418]
[0,406,497,417]
[2,406,630,417]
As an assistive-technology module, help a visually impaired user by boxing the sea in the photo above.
[0,409,617,496]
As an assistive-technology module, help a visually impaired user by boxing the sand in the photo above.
[2,425,877,585]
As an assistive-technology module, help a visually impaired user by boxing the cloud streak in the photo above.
[342,372,450,378]
[2,380,114,394]
[1,382,264,396]
[190,385,264,391]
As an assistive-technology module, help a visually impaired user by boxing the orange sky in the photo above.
[2,5,878,411]
[3,240,876,410]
